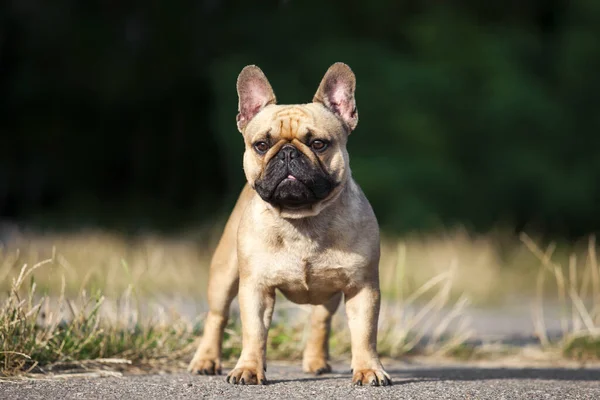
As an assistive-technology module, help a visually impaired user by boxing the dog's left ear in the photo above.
[236,65,277,133]
[313,62,358,132]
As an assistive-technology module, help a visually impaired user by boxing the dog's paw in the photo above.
[226,365,267,385]
[352,369,392,387]
[303,357,332,375]
[188,357,221,375]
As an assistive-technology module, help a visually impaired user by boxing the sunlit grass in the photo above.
[0,231,473,377]
[0,259,200,377]
[377,242,473,357]
[521,233,600,361]
[2,227,584,303]
[0,231,213,298]
[2,227,600,377]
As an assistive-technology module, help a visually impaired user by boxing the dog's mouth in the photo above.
[253,145,338,210]
[271,175,317,208]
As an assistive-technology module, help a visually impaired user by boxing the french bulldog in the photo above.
[188,62,391,386]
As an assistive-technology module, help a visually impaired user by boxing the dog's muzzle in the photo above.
[254,144,335,208]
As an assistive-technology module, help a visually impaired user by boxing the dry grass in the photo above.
[2,226,593,303]
[0,229,475,377]
[379,230,505,302]
[0,259,200,377]
[0,228,568,303]
[0,257,469,377]
[521,233,600,361]
[0,231,212,298]
[3,227,599,377]
[377,241,473,357]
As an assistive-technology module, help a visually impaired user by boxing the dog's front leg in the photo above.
[344,284,392,386]
[226,280,275,385]
[302,292,342,375]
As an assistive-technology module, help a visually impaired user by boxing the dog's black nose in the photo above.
[277,144,300,161]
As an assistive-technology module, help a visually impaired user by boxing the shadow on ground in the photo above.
[388,366,600,382]
[236,364,600,386]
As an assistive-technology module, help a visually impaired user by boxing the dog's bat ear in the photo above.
[313,62,358,132]
[236,65,277,133]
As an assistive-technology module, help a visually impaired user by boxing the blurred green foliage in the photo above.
[1,1,599,237]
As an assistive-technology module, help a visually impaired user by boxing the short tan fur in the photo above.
[188,63,391,386]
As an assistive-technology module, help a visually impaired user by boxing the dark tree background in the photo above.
[1,0,599,237]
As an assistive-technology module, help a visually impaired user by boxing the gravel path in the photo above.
[2,362,599,399]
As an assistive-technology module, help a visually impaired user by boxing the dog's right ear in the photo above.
[236,65,277,133]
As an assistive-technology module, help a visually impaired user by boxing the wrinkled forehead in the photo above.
[246,103,343,142]
[265,105,315,141]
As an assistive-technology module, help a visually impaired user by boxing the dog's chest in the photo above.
[261,236,367,304]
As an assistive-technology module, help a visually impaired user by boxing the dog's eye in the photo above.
[310,140,328,152]
[254,141,269,154]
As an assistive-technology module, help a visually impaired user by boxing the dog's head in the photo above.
[236,63,359,219]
